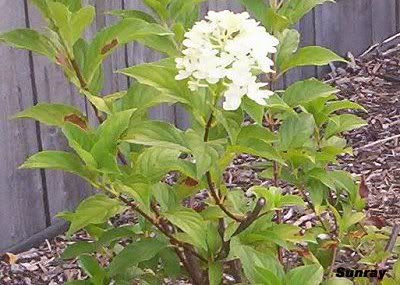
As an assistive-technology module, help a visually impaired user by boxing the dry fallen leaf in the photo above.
[1,252,19,264]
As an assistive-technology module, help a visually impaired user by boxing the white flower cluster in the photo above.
[175,10,279,110]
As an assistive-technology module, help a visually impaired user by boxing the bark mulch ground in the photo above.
[2,35,400,284]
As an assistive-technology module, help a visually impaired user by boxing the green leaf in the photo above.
[325,100,366,114]
[278,113,315,151]
[14,103,86,127]
[279,0,333,25]
[98,226,139,245]
[241,0,289,32]
[108,238,166,276]
[144,0,169,20]
[84,19,175,83]
[240,0,270,24]
[214,109,243,144]
[0,29,55,59]
[58,195,125,236]
[20,151,94,182]
[108,10,157,23]
[90,110,135,173]
[135,147,197,181]
[169,0,204,29]
[229,238,284,284]
[70,6,96,46]
[280,46,346,74]
[282,79,338,107]
[237,124,275,145]
[325,114,367,138]
[184,132,219,178]
[62,241,98,260]
[164,208,207,250]
[78,255,107,285]
[125,121,189,152]
[62,123,96,167]
[152,183,178,212]
[208,261,223,285]
[276,29,300,67]
[120,83,178,114]
[253,266,284,285]
[325,277,354,285]
[285,264,324,285]
[241,96,265,125]
[118,59,188,104]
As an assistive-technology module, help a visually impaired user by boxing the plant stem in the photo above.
[266,113,284,264]
[327,244,339,278]
[204,113,245,222]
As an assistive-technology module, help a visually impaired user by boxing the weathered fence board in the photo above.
[0,0,46,250]
[371,0,397,43]
[2,0,400,251]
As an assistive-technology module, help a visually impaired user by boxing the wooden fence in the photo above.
[0,0,399,252]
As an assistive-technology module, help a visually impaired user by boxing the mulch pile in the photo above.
[1,35,400,284]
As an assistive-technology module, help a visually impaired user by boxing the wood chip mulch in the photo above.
[2,34,400,284]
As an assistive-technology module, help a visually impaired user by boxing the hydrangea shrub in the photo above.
[1,0,397,284]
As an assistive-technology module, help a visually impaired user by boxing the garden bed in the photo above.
[1,36,400,284]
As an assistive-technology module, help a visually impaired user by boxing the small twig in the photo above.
[355,134,400,151]
[233,198,266,236]
[327,244,339,278]
[218,198,266,259]
[204,113,246,223]
[385,223,400,253]
[206,172,245,222]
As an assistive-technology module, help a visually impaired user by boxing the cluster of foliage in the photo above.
[1,0,399,284]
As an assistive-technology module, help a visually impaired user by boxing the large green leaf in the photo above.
[124,120,189,152]
[61,241,98,260]
[62,123,96,167]
[241,0,290,32]
[241,96,265,125]
[58,195,125,236]
[240,0,270,22]
[47,3,95,52]
[285,264,324,285]
[84,19,175,83]
[108,9,157,23]
[164,208,208,250]
[20,151,94,182]
[280,46,346,73]
[134,147,197,181]
[169,0,205,29]
[119,83,178,115]
[229,238,284,284]
[118,58,189,104]
[108,238,166,276]
[276,29,300,67]
[282,78,338,107]
[152,183,178,212]
[184,131,220,178]
[78,255,108,285]
[325,114,367,138]
[14,103,86,127]
[279,0,333,25]
[278,113,315,151]
[90,110,135,173]
[0,29,55,59]
[214,109,243,144]
[208,261,223,285]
